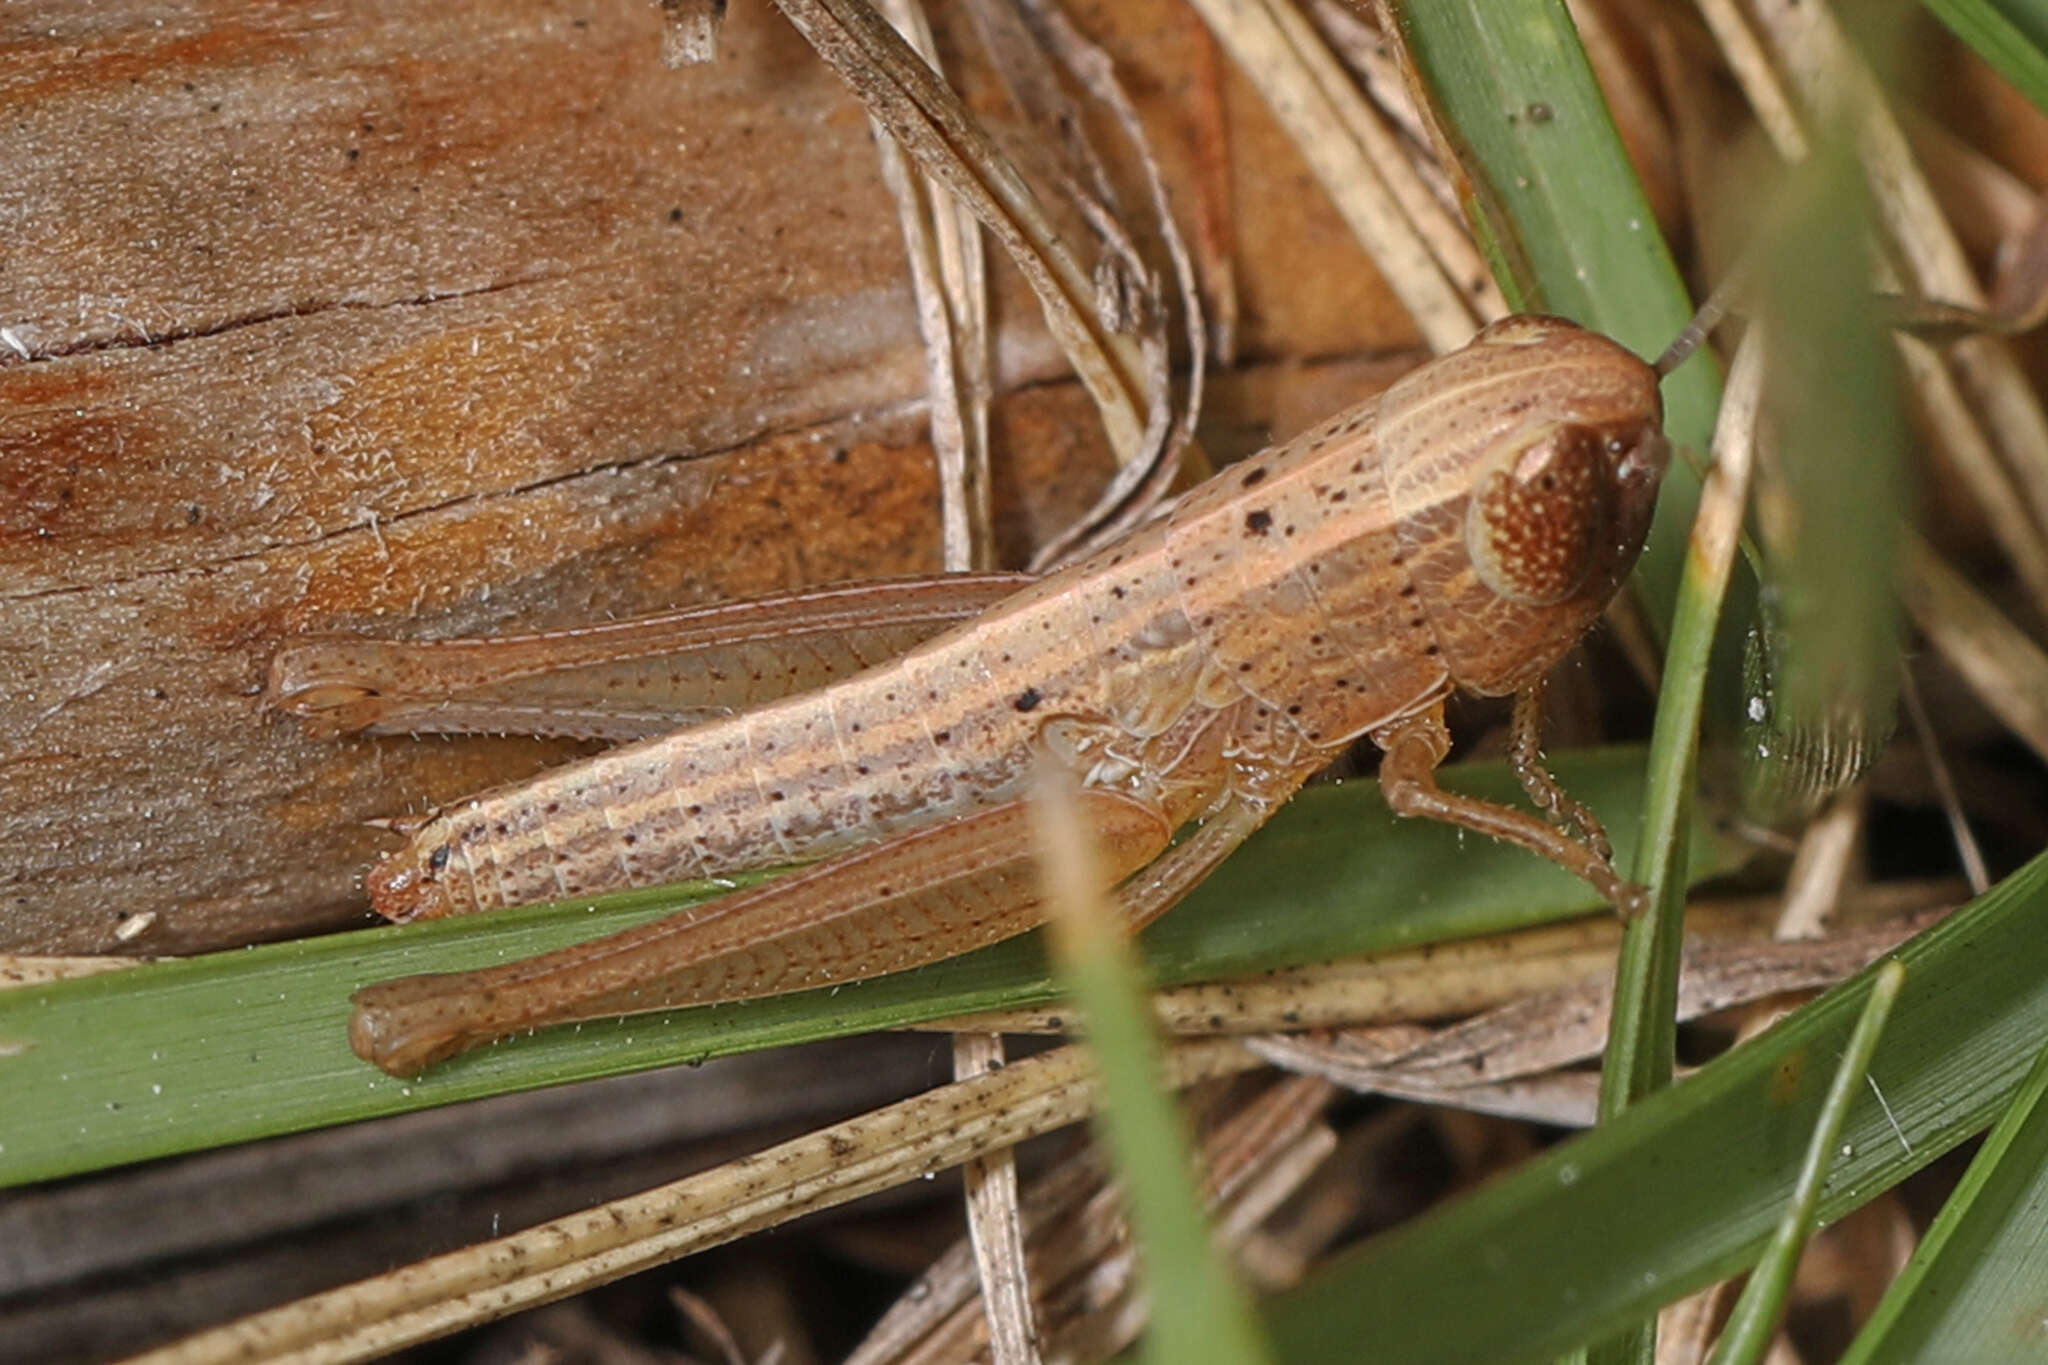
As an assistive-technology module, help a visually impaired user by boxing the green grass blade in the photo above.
[0,749,1737,1187]
[1598,331,1763,1139]
[1731,15,1908,829]
[1708,961,1905,1365]
[1059,944,1278,1365]
[1264,853,2048,1365]
[1840,1003,2048,1364]
[1034,781,1275,1365]
[1924,0,2048,112]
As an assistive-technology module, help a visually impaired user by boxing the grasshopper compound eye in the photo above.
[1464,423,1614,606]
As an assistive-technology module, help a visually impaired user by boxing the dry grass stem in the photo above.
[1000,0,1209,567]
[844,1148,1110,1365]
[1656,1277,1743,1365]
[1692,316,1766,589]
[1648,16,1754,285]
[1694,0,2048,621]
[136,1039,1260,1364]
[848,1074,1333,1365]
[768,0,1173,500]
[1182,0,1481,351]
[871,0,994,573]
[914,890,1943,1041]
[1183,15,1241,365]
[1568,0,1682,231]
[1263,0,1505,326]
[1898,666,1992,895]
[1904,113,2041,257]
[953,1031,1043,1365]
[1775,788,1865,939]
[0,954,152,989]
[1249,909,1931,1127]
[1691,0,1811,161]
[917,915,1662,1037]
[1746,0,2048,544]
[1301,2,1432,153]
[1902,535,2048,767]
[1890,325,2048,610]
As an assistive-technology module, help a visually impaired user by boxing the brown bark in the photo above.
[0,0,1417,953]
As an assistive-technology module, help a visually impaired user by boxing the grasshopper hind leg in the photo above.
[349,790,1181,1076]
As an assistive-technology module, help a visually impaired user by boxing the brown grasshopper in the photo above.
[271,315,1670,1075]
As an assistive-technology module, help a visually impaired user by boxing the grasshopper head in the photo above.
[1381,316,1669,696]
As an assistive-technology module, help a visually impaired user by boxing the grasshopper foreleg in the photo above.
[1507,679,1615,863]
[1373,702,1645,917]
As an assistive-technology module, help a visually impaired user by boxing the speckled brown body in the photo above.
[370,316,1667,921]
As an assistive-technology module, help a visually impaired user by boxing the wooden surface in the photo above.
[1,0,1421,954]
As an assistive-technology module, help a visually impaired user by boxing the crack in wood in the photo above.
[0,270,572,366]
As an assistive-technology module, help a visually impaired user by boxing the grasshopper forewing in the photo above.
[274,317,1671,1075]
[272,572,1029,742]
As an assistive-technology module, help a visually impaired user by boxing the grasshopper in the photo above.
[271,315,1670,1075]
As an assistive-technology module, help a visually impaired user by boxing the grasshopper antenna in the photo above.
[1653,295,1722,377]
[1653,244,1767,377]
[1654,266,1750,377]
